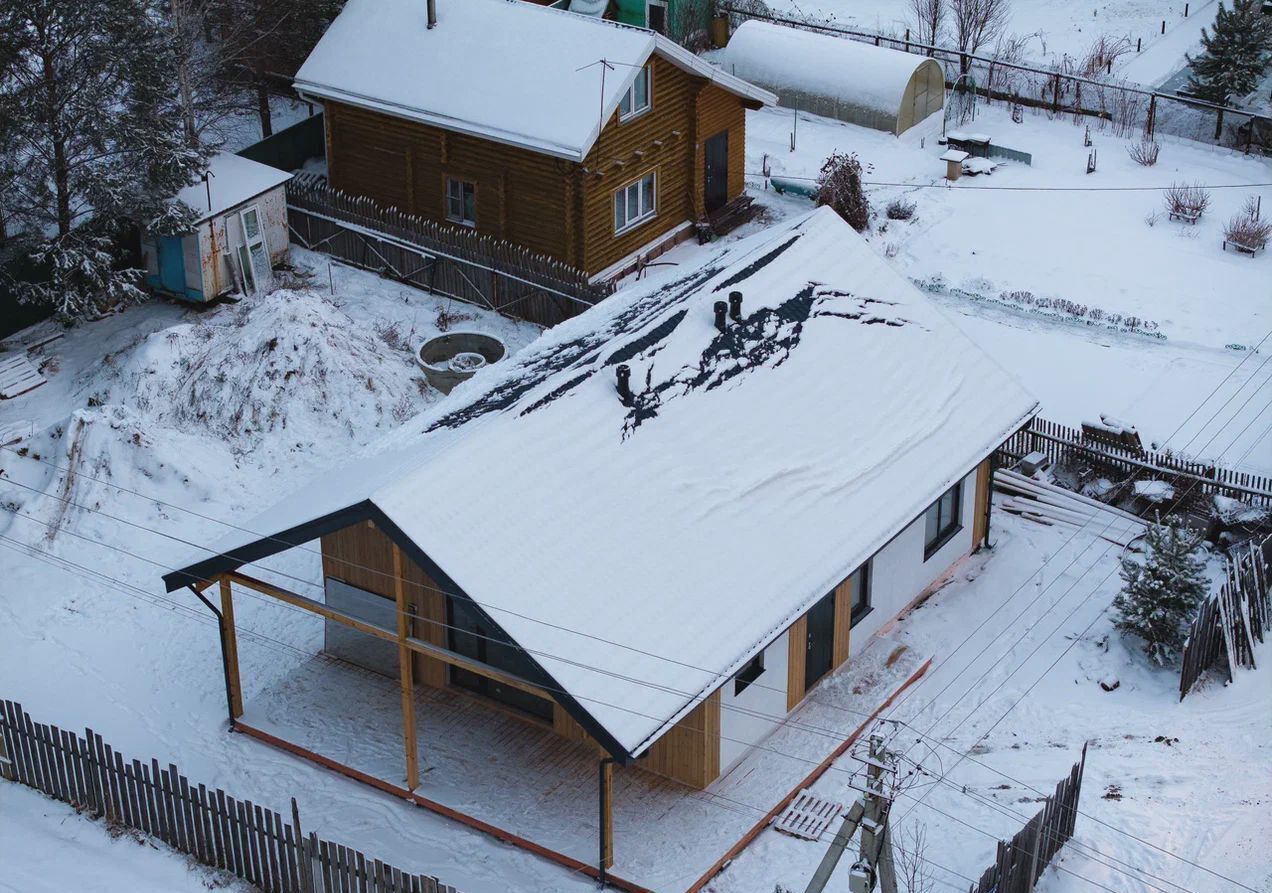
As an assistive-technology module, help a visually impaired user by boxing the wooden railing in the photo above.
[996,416,1272,511]
[286,181,614,329]
[968,746,1086,893]
[0,699,461,893]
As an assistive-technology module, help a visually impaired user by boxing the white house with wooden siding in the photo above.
[163,206,1038,873]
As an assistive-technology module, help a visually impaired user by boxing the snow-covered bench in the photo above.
[1222,237,1264,257]
[1168,209,1201,224]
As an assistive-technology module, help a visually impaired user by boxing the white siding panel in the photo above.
[719,628,789,773]
[850,468,978,651]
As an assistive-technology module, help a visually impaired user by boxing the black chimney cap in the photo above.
[728,290,743,321]
[713,300,728,332]
[615,363,632,406]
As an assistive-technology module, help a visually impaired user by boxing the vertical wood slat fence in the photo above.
[286,179,614,329]
[968,746,1087,893]
[1179,534,1272,699]
[995,417,1272,512]
[0,699,460,893]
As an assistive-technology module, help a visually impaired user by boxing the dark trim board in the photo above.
[161,501,637,765]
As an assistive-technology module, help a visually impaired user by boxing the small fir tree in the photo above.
[815,152,871,232]
[1112,515,1208,666]
[1186,0,1272,105]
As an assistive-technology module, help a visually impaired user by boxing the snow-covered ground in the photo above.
[1,93,1269,892]
[0,784,253,893]
[765,0,1218,82]
[666,102,1272,473]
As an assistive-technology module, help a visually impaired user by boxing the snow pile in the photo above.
[106,290,429,457]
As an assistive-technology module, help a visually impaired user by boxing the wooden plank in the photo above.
[832,577,853,670]
[283,821,300,893]
[242,799,263,888]
[265,806,283,893]
[393,544,420,791]
[220,576,245,718]
[152,759,171,846]
[227,571,398,644]
[787,615,808,711]
[218,789,239,876]
[600,760,614,870]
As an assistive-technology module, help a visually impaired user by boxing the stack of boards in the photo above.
[995,468,1146,550]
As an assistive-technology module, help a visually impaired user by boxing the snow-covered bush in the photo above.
[1163,183,1211,220]
[1127,136,1160,166]
[815,152,871,232]
[1113,515,1209,665]
[886,197,917,220]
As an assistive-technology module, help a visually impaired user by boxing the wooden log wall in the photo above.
[0,699,461,893]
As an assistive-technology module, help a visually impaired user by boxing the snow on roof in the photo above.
[293,0,774,161]
[724,20,937,119]
[170,208,1037,758]
[174,153,292,225]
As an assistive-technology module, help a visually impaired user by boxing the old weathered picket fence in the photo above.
[996,417,1272,512]
[968,746,1086,893]
[286,179,613,329]
[1179,534,1272,699]
[0,699,460,893]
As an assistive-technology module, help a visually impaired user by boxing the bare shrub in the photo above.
[1144,210,1162,227]
[374,321,412,353]
[1079,34,1133,78]
[907,0,945,51]
[815,152,871,232]
[727,0,771,30]
[1127,136,1160,166]
[1163,183,1211,220]
[435,306,473,331]
[1224,206,1272,251]
[895,823,936,893]
[886,196,917,220]
[950,0,1011,73]
[884,241,900,258]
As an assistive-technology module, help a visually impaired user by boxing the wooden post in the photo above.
[392,545,419,791]
[219,577,244,720]
[599,758,615,877]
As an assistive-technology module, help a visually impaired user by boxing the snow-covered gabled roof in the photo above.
[165,208,1038,760]
[174,153,292,225]
[292,0,775,162]
[724,20,937,119]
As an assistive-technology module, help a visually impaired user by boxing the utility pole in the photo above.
[804,733,899,893]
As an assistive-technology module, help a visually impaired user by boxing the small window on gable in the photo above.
[446,177,476,227]
[613,171,656,234]
[734,651,765,696]
[923,481,963,559]
[618,64,652,121]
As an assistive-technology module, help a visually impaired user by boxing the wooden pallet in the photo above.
[0,354,45,399]
[772,788,844,841]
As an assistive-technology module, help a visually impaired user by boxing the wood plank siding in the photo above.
[321,521,448,688]
[972,457,992,546]
[319,520,724,788]
[322,54,754,276]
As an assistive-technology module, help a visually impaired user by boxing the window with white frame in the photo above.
[235,204,270,295]
[446,177,476,227]
[618,64,652,121]
[613,171,656,233]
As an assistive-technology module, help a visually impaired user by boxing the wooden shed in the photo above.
[292,0,775,279]
[142,153,292,302]
[723,21,945,136]
[163,207,1037,876]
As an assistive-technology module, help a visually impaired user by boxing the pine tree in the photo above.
[0,0,206,319]
[1186,0,1272,105]
[1112,515,1209,666]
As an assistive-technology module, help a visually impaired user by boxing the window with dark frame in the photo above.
[733,651,765,696]
[445,177,476,227]
[849,561,872,626]
[923,481,963,559]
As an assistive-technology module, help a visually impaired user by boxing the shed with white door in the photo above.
[143,153,292,302]
[722,21,945,136]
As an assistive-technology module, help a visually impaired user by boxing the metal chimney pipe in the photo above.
[615,364,632,406]
[427,0,437,29]
[728,290,743,322]
[713,301,728,332]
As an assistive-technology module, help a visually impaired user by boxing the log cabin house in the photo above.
[163,208,1038,874]
[291,0,775,280]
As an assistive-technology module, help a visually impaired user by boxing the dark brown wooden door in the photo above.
[704,130,729,214]
[804,589,836,691]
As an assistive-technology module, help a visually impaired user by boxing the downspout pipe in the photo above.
[599,756,616,887]
[187,583,237,731]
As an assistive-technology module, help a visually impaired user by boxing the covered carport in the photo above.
[723,20,945,135]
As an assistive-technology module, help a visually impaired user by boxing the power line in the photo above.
[749,172,1272,192]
